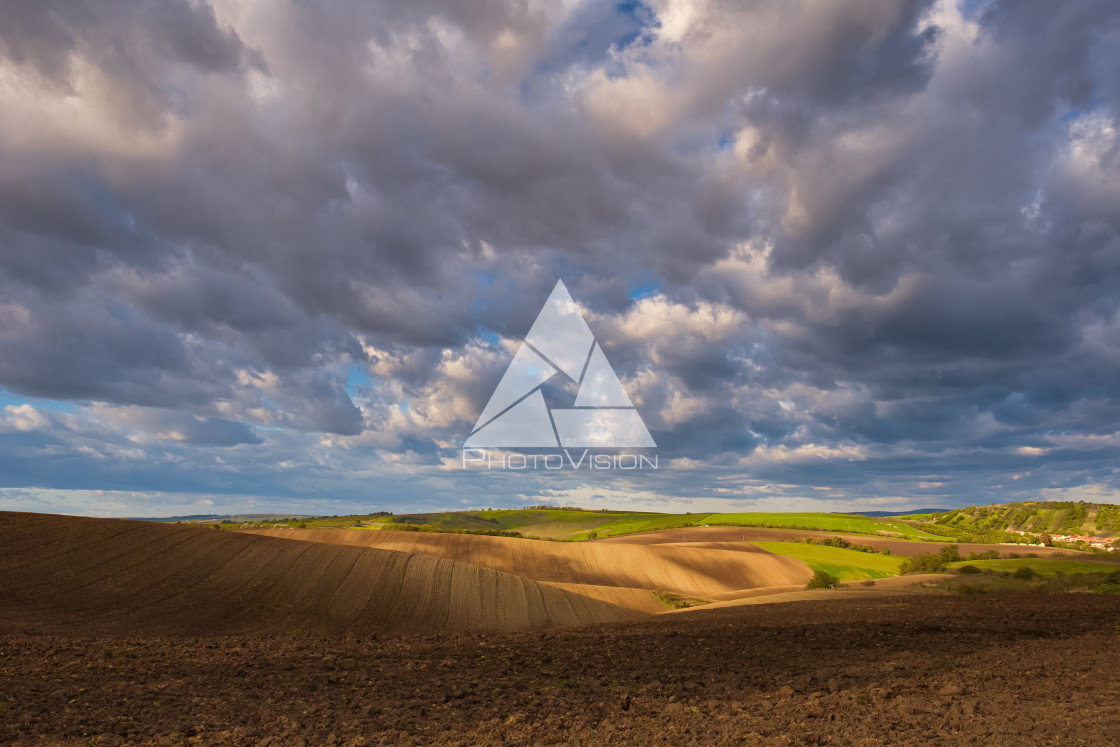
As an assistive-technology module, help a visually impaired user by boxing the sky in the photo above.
[1,0,1119,518]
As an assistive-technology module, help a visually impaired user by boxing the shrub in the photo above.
[806,570,839,590]
[1013,566,1036,580]
[1093,571,1120,595]
[957,565,982,574]
[899,553,947,574]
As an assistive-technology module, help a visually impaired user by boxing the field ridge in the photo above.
[0,511,642,634]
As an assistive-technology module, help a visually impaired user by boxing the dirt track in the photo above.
[3,595,1118,746]
[241,527,813,606]
[0,512,641,634]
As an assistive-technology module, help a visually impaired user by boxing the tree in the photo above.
[806,570,839,589]
[1039,534,1052,547]
[939,544,962,564]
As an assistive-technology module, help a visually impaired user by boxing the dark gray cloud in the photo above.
[0,0,1119,514]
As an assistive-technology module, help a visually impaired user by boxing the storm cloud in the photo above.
[1,0,1119,516]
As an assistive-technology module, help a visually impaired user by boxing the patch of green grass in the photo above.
[476,509,704,539]
[877,521,952,541]
[390,512,510,531]
[947,558,1120,575]
[651,590,712,609]
[707,512,879,534]
[592,513,710,537]
[753,541,906,580]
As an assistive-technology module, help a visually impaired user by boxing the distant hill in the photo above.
[842,509,942,517]
[127,513,226,522]
[921,501,1120,539]
[127,513,312,523]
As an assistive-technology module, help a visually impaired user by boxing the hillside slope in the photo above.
[0,512,643,634]
[921,501,1120,541]
[239,527,814,603]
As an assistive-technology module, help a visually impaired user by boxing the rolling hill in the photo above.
[238,527,815,607]
[917,501,1120,543]
[0,512,643,634]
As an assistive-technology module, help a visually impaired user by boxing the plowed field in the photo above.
[0,512,641,634]
[240,527,813,606]
[2,595,1118,745]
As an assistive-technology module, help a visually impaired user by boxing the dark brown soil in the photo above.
[3,595,1118,746]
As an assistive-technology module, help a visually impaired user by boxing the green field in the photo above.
[438,509,956,541]
[392,511,507,531]
[948,558,1120,576]
[397,508,703,540]
[706,512,877,534]
[874,521,952,541]
[752,541,906,581]
[251,507,995,543]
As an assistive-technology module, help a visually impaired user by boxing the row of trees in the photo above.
[898,545,1001,574]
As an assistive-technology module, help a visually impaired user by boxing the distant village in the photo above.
[1005,528,1118,552]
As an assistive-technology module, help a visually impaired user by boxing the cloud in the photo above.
[1,404,49,432]
[0,0,1118,514]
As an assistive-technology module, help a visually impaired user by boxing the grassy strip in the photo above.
[876,521,953,541]
[651,590,713,609]
[707,512,879,534]
[948,558,1120,575]
[753,541,906,580]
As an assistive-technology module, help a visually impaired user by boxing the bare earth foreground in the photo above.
[2,513,1119,745]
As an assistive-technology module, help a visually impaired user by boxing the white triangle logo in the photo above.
[465,280,656,448]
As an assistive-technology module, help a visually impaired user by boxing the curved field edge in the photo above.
[750,541,907,580]
[0,512,643,635]
[238,527,814,605]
